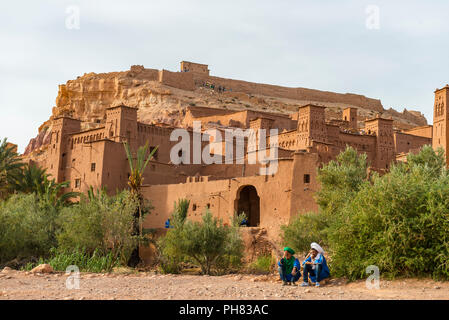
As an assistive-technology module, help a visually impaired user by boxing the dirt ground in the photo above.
[0,268,448,300]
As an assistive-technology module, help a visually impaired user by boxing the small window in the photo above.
[150,146,158,161]
[206,203,210,209]
[91,163,96,172]
[75,179,81,188]
[178,150,183,158]
[192,204,197,211]
[304,174,311,184]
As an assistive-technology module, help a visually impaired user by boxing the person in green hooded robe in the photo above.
[278,247,301,286]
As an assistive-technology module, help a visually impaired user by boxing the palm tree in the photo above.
[15,164,79,207]
[39,179,80,208]
[123,141,158,264]
[14,164,48,194]
[0,138,23,199]
[123,141,158,266]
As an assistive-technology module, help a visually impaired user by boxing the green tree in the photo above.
[14,164,48,194]
[123,141,158,235]
[406,145,445,178]
[0,138,23,199]
[316,145,368,216]
[15,164,79,208]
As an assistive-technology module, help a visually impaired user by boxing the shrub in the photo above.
[57,190,139,265]
[247,255,274,274]
[0,193,58,264]
[281,145,449,281]
[281,211,329,253]
[159,208,244,275]
[315,146,368,217]
[328,161,449,280]
[157,199,190,274]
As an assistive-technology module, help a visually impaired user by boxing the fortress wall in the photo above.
[394,132,432,155]
[192,74,384,111]
[130,66,160,81]
[141,158,297,237]
[402,125,433,139]
[187,110,250,128]
[158,69,195,91]
[337,132,377,164]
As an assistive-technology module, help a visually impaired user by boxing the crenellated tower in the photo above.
[297,104,327,149]
[433,85,449,164]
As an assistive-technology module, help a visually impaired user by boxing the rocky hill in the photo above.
[24,64,428,155]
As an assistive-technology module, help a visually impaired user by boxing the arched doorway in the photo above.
[235,185,260,227]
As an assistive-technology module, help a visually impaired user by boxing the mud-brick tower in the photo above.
[47,117,81,183]
[297,104,327,149]
[342,107,358,130]
[105,105,138,151]
[365,116,394,170]
[433,85,449,165]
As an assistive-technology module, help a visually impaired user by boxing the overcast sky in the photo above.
[1,0,448,152]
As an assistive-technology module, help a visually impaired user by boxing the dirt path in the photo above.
[0,269,448,300]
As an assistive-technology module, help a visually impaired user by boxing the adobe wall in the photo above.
[394,132,432,155]
[184,108,296,132]
[158,69,195,91]
[180,61,209,75]
[402,125,433,139]
[191,74,384,111]
[141,158,305,239]
[289,152,320,217]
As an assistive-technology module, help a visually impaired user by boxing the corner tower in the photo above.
[433,85,449,164]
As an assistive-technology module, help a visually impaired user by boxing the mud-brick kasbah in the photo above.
[20,61,449,263]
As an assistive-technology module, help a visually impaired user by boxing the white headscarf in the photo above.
[311,242,324,254]
[310,243,324,270]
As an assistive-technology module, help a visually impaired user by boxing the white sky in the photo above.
[1,0,448,153]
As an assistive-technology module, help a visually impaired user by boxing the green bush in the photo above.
[57,190,139,265]
[247,255,274,274]
[159,208,244,275]
[328,159,449,280]
[157,199,190,274]
[281,211,329,253]
[281,145,449,281]
[0,193,58,264]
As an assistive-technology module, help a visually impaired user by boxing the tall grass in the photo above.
[24,248,119,273]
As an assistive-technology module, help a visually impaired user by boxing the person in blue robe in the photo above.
[278,247,301,286]
[301,242,330,287]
